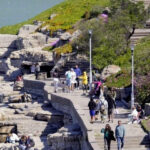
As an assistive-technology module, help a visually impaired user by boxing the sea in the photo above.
[0,0,64,28]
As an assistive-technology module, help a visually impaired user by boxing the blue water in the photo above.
[0,0,64,28]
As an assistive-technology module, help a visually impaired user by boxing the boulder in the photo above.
[0,59,9,74]
[50,14,57,20]
[101,65,121,79]
[8,95,21,103]
[10,47,53,63]
[0,48,15,58]
[16,33,50,49]
[13,81,23,91]
[70,30,81,41]
[0,111,6,121]
[47,124,82,150]
[60,32,72,40]
[0,143,19,150]
[18,24,40,36]
[0,34,18,48]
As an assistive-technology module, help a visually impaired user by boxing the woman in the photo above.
[79,72,88,94]
[88,97,97,123]
[101,124,116,150]
[19,135,27,150]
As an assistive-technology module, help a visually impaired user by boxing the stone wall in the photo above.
[23,76,99,150]
[145,103,150,116]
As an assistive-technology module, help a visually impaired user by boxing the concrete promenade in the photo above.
[23,76,149,150]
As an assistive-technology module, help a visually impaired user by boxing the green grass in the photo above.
[0,0,109,35]
[141,118,150,132]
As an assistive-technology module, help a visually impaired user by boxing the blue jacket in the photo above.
[74,68,81,77]
[115,125,125,138]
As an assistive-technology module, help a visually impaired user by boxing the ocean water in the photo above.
[0,0,64,28]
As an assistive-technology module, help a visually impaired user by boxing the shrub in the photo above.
[53,44,72,57]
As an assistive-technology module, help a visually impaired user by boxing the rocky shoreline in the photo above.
[0,81,83,150]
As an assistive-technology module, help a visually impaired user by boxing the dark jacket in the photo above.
[88,100,96,110]
[106,93,116,109]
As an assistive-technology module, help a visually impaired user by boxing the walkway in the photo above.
[52,88,150,150]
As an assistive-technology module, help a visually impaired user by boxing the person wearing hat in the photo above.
[70,68,76,91]
[79,72,88,94]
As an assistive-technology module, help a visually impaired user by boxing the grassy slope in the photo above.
[0,0,109,35]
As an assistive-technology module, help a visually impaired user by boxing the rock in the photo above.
[0,59,9,74]
[50,14,57,20]
[0,34,18,48]
[33,20,42,26]
[60,32,72,40]
[10,47,53,63]
[8,103,27,109]
[101,65,121,80]
[13,81,23,91]
[0,143,19,150]
[0,124,16,143]
[0,48,15,58]
[8,95,21,103]
[16,33,49,49]
[0,93,4,103]
[18,24,40,36]
[0,111,6,121]
[70,30,81,41]
[47,126,82,150]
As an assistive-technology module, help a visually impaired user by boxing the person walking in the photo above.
[35,63,40,80]
[115,120,125,150]
[53,69,60,93]
[65,69,71,93]
[79,71,88,94]
[101,124,116,150]
[70,68,76,91]
[106,88,116,123]
[88,97,97,123]
[74,65,81,89]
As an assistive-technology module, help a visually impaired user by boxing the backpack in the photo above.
[100,102,105,111]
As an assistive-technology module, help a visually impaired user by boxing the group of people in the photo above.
[101,120,125,150]
[6,133,35,150]
[30,63,40,79]
[88,87,116,124]
[53,65,89,93]
[128,105,144,124]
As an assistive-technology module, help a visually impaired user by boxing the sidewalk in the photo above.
[52,88,149,150]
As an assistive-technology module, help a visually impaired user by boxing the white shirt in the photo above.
[70,71,76,84]
[131,109,138,117]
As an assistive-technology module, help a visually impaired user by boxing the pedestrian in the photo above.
[74,65,81,89]
[101,124,116,150]
[19,135,27,150]
[65,69,71,93]
[88,97,97,123]
[93,78,102,98]
[99,95,108,123]
[70,68,76,91]
[95,99,101,120]
[53,69,60,93]
[26,135,35,150]
[79,71,88,94]
[115,120,125,150]
[35,63,40,80]
[106,88,116,123]
[30,64,35,74]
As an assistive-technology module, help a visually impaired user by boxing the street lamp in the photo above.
[89,30,92,92]
[131,44,134,108]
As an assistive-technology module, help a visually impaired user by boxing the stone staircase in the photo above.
[92,100,150,150]
[59,57,89,77]
[130,29,150,44]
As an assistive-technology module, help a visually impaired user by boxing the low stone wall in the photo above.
[23,76,99,150]
[145,103,150,116]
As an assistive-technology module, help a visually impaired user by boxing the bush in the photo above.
[54,44,72,57]
[105,69,131,88]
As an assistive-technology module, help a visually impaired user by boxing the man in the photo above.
[26,135,35,150]
[74,65,81,89]
[115,120,125,150]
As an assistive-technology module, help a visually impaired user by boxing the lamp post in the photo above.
[89,30,92,92]
[131,44,134,108]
